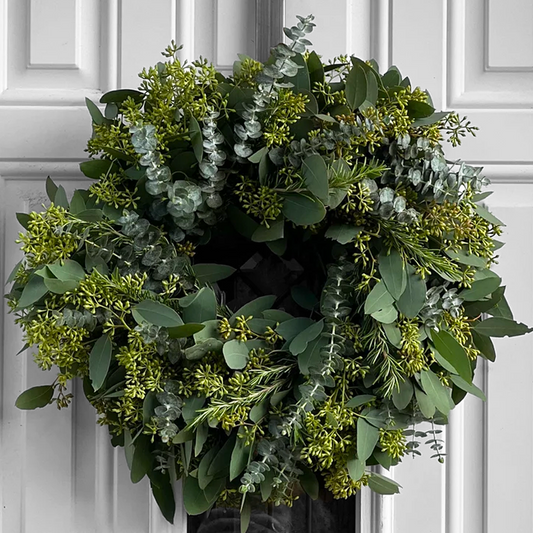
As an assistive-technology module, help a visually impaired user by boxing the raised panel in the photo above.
[487,0,533,70]
[0,106,93,161]
[193,0,256,75]
[448,0,533,107]
[484,183,533,533]
[284,0,373,60]
[442,111,533,164]
[0,167,188,532]
[1,173,85,533]
[215,0,256,68]
[0,0,106,103]
[29,0,79,68]
[391,0,446,109]
[387,424,447,533]
[120,0,177,89]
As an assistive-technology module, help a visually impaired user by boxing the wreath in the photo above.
[6,14,531,529]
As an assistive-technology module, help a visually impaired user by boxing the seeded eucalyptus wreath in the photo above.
[5,14,531,528]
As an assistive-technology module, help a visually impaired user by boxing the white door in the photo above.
[1,1,531,532]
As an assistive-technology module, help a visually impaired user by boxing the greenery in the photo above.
[5,14,531,530]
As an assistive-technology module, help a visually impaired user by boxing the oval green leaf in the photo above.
[357,417,380,461]
[378,249,406,300]
[282,193,326,226]
[15,385,54,410]
[223,339,250,370]
[192,263,236,284]
[89,334,112,391]
[395,266,426,318]
[132,300,183,327]
[364,281,394,315]
[302,155,329,201]
[430,329,472,383]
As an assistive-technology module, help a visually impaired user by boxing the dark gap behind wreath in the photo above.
[195,224,330,317]
[187,492,357,533]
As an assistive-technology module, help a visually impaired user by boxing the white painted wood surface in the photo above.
[1,1,531,531]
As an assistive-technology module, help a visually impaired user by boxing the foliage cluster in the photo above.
[6,14,531,529]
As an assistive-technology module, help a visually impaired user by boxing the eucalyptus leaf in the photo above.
[430,330,472,383]
[299,465,319,500]
[364,281,394,315]
[16,212,31,230]
[54,186,69,209]
[301,155,329,201]
[48,259,85,282]
[69,190,86,214]
[252,218,284,243]
[382,323,402,347]
[276,317,315,341]
[43,278,79,294]
[80,159,117,179]
[346,395,376,408]
[263,309,293,323]
[189,116,203,163]
[414,387,435,418]
[396,265,426,318]
[357,418,380,461]
[325,225,362,245]
[182,395,206,424]
[181,288,217,323]
[298,336,328,375]
[195,422,209,457]
[345,63,367,110]
[85,97,105,124]
[347,456,365,482]
[184,338,223,361]
[367,472,401,495]
[100,89,144,104]
[392,379,413,410]
[450,375,486,401]
[291,286,318,311]
[130,434,152,483]
[420,369,452,415]
[407,100,435,119]
[5,260,22,285]
[227,206,260,239]
[15,275,48,309]
[290,319,324,355]
[208,433,236,477]
[231,295,276,322]
[445,249,487,268]
[459,276,501,302]
[192,264,236,284]
[472,331,496,362]
[378,249,406,300]
[431,347,460,374]
[266,238,287,256]
[371,305,398,324]
[150,472,175,524]
[132,300,183,327]
[183,475,212,516]
[89,334,112,391]
[229,436,251,481]
[15,385,54,410]
[474,317,532,337]
[167,323,205,338]
[282,193,326,226]
[475,205,505,226]
[198,446,219,489]
[223,340,250,370]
